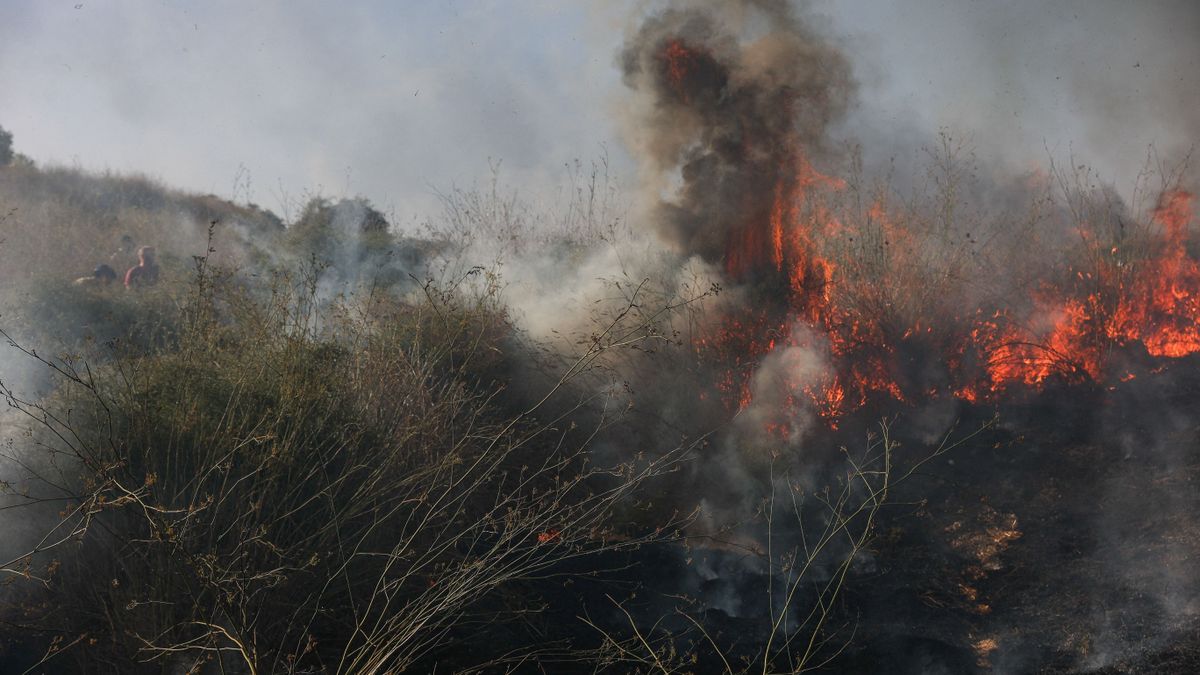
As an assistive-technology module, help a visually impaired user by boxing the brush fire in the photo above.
[631,24,1200,434]
[618,2,1200,672]
[1,1,1198,673]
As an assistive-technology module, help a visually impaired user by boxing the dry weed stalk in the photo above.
[584,419,992,674]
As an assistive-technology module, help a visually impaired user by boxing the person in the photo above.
[124,246,160,289]
[74,264,118,287]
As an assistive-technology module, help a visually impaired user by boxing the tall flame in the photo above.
[1120,189,1200,357]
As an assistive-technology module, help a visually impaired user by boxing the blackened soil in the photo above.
[838,355,1200,673]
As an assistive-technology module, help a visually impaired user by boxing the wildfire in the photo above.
[972,189,1199,396]
[651,26,1200,428]
[700,167,1199,424]
[1118,189,1200,357]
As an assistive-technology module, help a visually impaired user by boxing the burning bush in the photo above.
[622,0,1200,430]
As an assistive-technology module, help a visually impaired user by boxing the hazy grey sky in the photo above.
[1,1,1196,224]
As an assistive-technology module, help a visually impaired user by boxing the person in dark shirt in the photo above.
[75,264,118,287]
[124,246,160,289]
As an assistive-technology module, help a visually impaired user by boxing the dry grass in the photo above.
[0,243,698,672]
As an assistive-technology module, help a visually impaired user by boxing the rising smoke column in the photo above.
[619,0,852,293]
[617,0,867,432]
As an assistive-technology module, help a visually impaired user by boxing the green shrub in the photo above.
[0,257,681,673]
[0,124,12,166]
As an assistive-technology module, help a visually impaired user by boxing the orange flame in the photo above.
[661,39,702,104]
[701,154,1199,427]
[1121,189,1200,357]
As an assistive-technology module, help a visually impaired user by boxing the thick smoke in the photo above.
[612,0,858,517]
[619,0,852,273]
[2,2,1198,670]
[609,1,1200,671]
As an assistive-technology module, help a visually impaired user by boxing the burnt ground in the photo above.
[841,416,1200,672]
[384,348,1200,673]
[502,352,1200,673]
[826,352,1200,673]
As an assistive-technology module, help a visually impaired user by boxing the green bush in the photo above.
[0,257,680,673]
[0,124,12,166]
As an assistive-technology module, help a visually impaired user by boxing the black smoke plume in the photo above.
[619,0,852,281]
